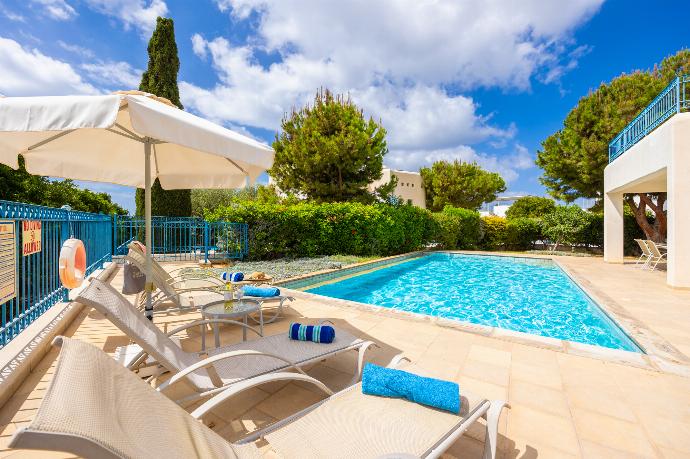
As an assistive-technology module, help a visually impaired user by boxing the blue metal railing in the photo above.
[0,200,112,347]
[609,75,690,162]
[0,201,248,348]
[113,216,248,262]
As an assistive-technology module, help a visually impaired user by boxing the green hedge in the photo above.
[430,206,482,249]
[206,201,437,259]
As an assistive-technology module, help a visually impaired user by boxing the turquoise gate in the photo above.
[0,201,248,348]
[112,216,248,263]
[0,200,112,346]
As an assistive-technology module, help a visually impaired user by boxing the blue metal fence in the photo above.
[113,216,248,262]
[609,75,690,162]
[0,200,112,347]
[0,201,248,348]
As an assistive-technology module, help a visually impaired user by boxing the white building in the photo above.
[370,168,426,208]
[604,78,689,288]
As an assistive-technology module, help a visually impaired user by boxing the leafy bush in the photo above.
[541,206,590,250]
[207,201,435,260]
[431,206,482,249]
[505,217,542,250]
[505,196,556,220]
[480,216,508,250]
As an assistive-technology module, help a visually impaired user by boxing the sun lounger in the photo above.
[645,240,667,271]
[11,336,508,459]
[634,239,653,268]
[126,245,293,321]
[76,279,375,404]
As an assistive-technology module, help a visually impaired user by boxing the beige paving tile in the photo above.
[461,358,510,387]
[508,379,571,418]
[506,404,580,453]
[564,385,637,422]
[510,360,562,389]
[637,416,690,453]
[579,440,656,459]
[570,408,657,457]
[467,345,512,368]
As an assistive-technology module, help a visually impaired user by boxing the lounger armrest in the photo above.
[165,319,263,340]
[156,349,306,392]
[190,372,334,420]
[387,353,411,369]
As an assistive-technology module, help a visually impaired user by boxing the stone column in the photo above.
[604,191,625,263]
[668,118,690,288]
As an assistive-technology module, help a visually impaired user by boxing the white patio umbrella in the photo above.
[0,91,274,318]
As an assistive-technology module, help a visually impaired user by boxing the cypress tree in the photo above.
[135,17,191,217]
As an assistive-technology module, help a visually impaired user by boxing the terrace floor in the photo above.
[2,254,690,458]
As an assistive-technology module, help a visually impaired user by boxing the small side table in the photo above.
[200,299,263,349]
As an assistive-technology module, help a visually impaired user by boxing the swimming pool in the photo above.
[302,253,642,352]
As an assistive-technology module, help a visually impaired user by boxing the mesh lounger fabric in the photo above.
[264,363,485,459]
[11,337,260,459]
[77,279,363,391]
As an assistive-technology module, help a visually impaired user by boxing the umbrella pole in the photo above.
[144,138,153,320]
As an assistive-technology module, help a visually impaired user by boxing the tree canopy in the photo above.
[536,48,690,241]
[505,196,556,220]
[270,89,391,203]
[0,160,127,215]
[419,160,506,211]
[135,17,191,217]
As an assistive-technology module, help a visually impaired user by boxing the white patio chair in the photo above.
[634,239,653,268]
[11,336,509,459]
[646,240,667,271]
[126,244,293,322]
[76,279,375,405]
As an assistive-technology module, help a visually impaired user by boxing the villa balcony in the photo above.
[609,75,690,162]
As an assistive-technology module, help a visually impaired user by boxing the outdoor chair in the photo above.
[11,336,508,459]
[645,240,667,271]
[76,279,375,405]
[634,239,653,268]
[126,243,293,322]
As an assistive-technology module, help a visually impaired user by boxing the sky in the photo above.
[0,0,688,213]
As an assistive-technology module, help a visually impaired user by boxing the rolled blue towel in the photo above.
[220,271,244,282]
[289,322,335,344]
[362,363,460,414]
[242,285,279,297]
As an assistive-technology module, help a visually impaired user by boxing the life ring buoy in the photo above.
[59,238,86,289]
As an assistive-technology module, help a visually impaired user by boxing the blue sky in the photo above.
[0,0,688,213]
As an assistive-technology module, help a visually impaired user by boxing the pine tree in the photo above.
[135,17,191,216]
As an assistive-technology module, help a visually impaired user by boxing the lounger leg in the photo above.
[350,341,377,385]
[482,401,509,459]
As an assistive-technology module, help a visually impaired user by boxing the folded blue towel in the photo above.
[362,363,460,414]
[289,323,335,343]
[242,285,279,297]
[220,271,244,282]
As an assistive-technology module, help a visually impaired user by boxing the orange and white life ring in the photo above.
[59,238,86,289]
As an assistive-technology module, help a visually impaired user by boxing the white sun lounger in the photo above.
[126,245,293,322]
[76,279,375,405]
[633,238,653,268]
[11,337,508,459]
[645,240,667,271]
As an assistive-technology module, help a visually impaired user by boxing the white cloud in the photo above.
[57,40,95,58]
[0,37,98,95]
[32,0,77,21]
[183,0,602,179]
[3,9,26,22]
[81,60,143,89]
[191,33,208,59]
[388,143,533,183]
[82,0,168,36]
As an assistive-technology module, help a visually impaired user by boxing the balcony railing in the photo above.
[609,75,690,162]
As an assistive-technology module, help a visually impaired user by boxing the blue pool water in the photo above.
[305,253,642,352]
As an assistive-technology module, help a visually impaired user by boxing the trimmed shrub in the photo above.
[428,207,482,250]
[480,216,507,250]
[541,206,590,250]
[206,201,435,260]
[505,217,542,250]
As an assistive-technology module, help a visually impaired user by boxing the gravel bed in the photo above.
[205,255,376,281]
